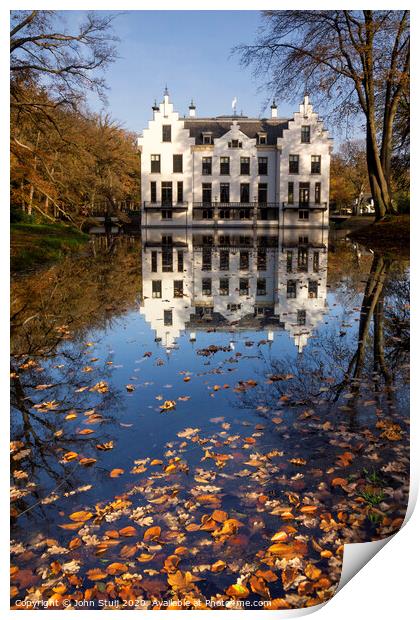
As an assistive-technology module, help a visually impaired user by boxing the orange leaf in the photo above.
[225,583,250,599]
[87,568,108,581]
[110,468,125,478]
[119,526,137,537]
[143,526,161,542]
[69,511,93,522]
[106,562,128,575]
[211,560,226,573]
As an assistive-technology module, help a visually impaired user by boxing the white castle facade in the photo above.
[138,90,332,228]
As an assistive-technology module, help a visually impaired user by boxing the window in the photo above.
[202,247,212,271]
[315,182,321,204]
[258,132,267,145]
[287,280,297,299]
[220,183,230,203]
[288,182,294,204]
[150,181,157,203]
[299,235,309,244]
[177,250,184,272]
[162,209,172,220]
[297,309,306,326]
[173,280,183,298]
[228,303,241,312]
[162,235,172,245]
[240,157,250,175]
[161,181,172,206]
[313,251,320,273]
[299,182,310,206]
[173,154,183,173]
[151,251,158,273]
[152,280,162,298]
[239,278,249,296]
[257,249,267,271]
[308,280,318,299]
[202,183,212,204]
[162,248,173,272]
[162,125,171,142]
[289,154,299,174]
[286,251,293,273]
[219,208,230,219]
[311,155,321,174]
[298,209,309,220]
[151,154,161,173]
[228,139,242,148]
[240,183,250,203]
[240,251,249,270]
[202,157,212,175]
[220,157,230,175]
[258,157,268,175]
[220,250,229,271]
[258,183,268,205]
[202,132,213,145]
[257,278,266,296]
[298,247,308,271]
[164,309,173,326]
[220,278,229,296]
[177,181,183,203]
[202,278,212,296]
[301,125,310,143]
[203,209,212,220]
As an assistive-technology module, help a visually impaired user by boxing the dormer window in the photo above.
[228,139,242,148]
[257,132,267,145]
[202,132,213,145]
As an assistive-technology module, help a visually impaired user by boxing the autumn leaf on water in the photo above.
[225,583,250,599]
[59,450,78,463]
[86,568,108,581]
[78,429,94,435]
[79,457,97,467]
[167,570,201,591]
[211,560,226,573]
[268,540,308,559]
[90,381,109,393]
[119,526,137,537]
[160,400,176,411]
[106,562,128,575]
[110,468,124,478]
[126,384,135,392]
[69,511,93,522]
[96,441,114,451]
[143,526,161,542]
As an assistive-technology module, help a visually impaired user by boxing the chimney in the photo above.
[271,99,278,118]
[189,99,196,117]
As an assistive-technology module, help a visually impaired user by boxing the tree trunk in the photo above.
[366,122,396,220]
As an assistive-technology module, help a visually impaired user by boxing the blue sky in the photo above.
[62,10,299,134]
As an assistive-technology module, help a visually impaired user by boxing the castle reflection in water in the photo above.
[140,227,328,352]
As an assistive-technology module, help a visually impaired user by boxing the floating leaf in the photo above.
[143,526,161,542]
[110,468,125,478]
[69,511,93,522]
[225,583,250,599]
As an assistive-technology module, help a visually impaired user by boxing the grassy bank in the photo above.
[11,222,89,273]
[348,214,409,258]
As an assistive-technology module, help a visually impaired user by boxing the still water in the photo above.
[10,227,409,609]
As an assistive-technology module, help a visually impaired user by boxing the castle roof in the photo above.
[183,117,290,145]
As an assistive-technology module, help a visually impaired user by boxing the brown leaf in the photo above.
[119,526,137,537]
[87,568,108,581]
[110,468,125,478]
[106,562,128,575]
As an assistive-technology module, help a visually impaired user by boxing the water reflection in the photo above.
[140,228,328,352]
[10,227,409,610]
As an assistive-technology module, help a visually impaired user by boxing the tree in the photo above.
[330,140,369,213]
[237,11,409,220]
